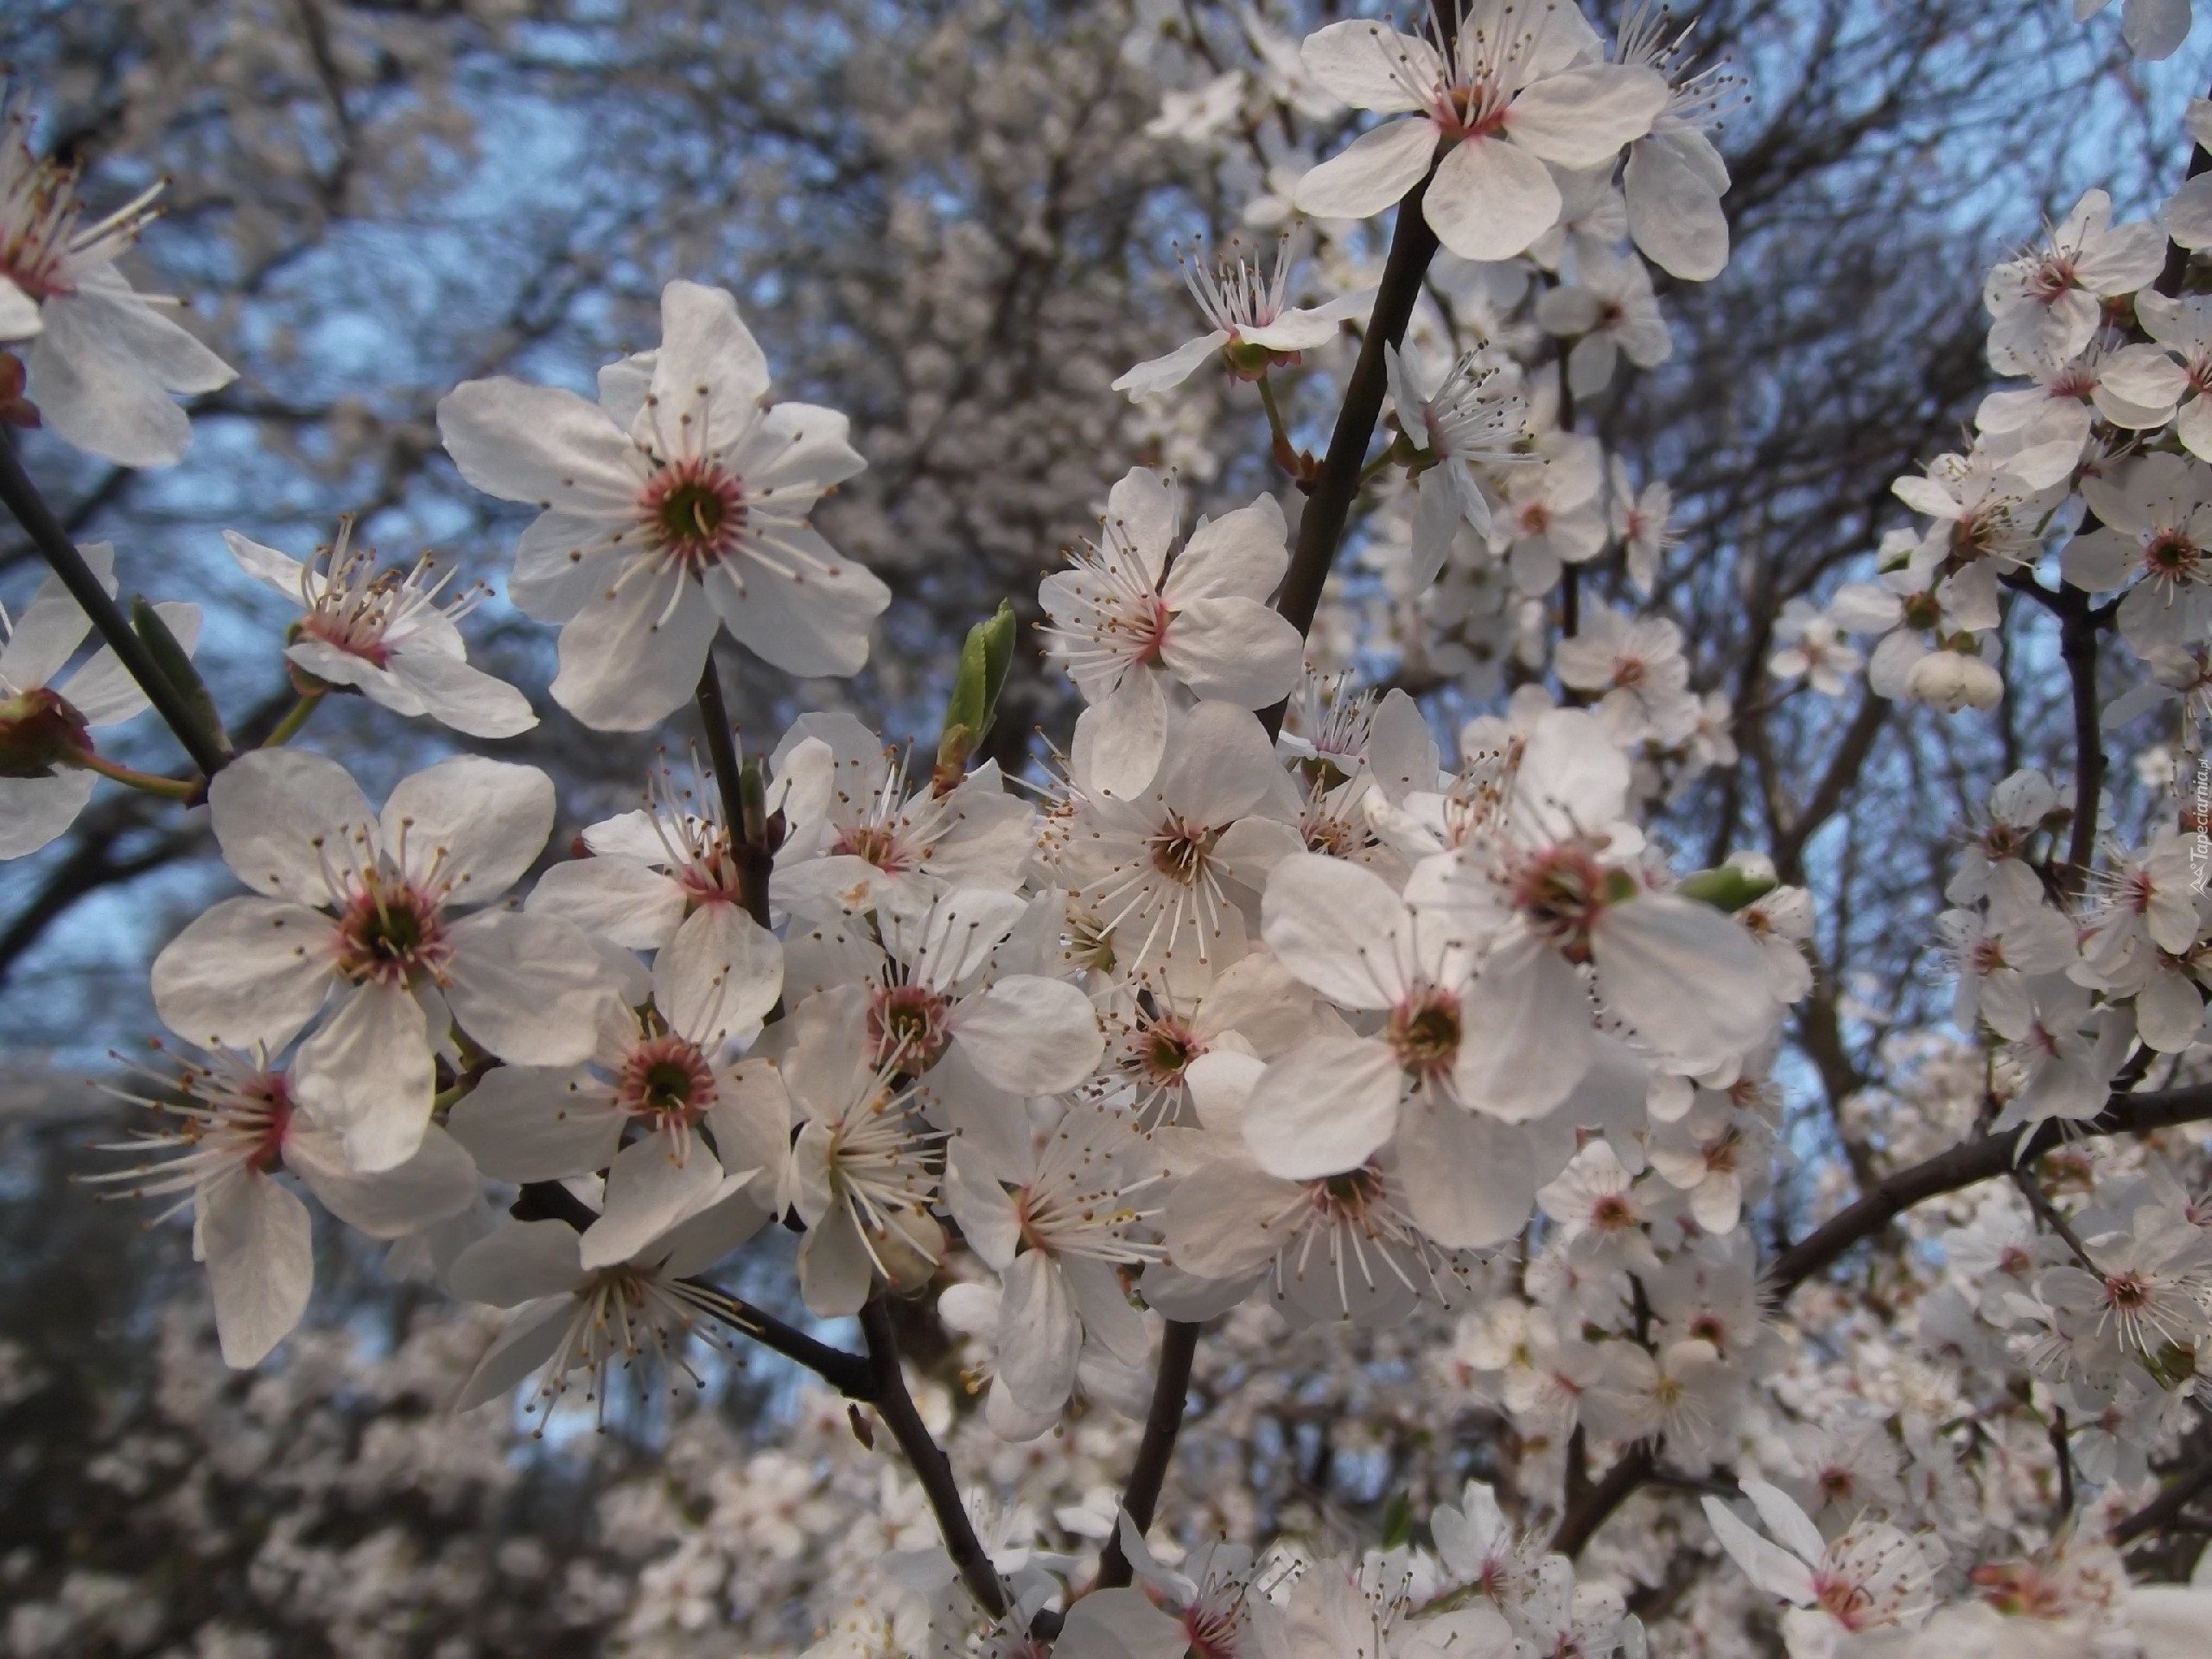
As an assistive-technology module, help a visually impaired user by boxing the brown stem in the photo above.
[2112,1447,2212,1546]
[1765,1080,2212,1298]
[1550,1442,1656,1559]
[860,1298,1009,1620]
[1262,181,1443,739]
[0,435,232,778]
[1094,1319,1201,1590]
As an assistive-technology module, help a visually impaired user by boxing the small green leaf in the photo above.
[1379,1491,1414,1550]
[1676,865,1779,912]
[131,594,232,758]
[938,601,1019,786]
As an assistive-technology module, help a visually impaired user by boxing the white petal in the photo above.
[444,911,619,1066]
[957,975,1105,1094]
[579,1133,726,1269]
[658,899,784,1044]
[1506,66,1669,167]
[1165,495,1289,601]
[1294,117,1440,220]
[552,561,719,730]
[0,558,100,690]
[1454,935,1595,1122]
[1700,1497,1819,1605]
[289,1122,478,1238]
[60,601,200,726]
[384,649,537,739]
[707,526,890,679]
[1159,597,1305,708]
[444,1065,623,1182]
[151,895,335,1051]
[294,982,436,1173]
[1242,1033,1402,1179]
[201,1172,313,1367]
[448,1217,584,1306]
[383,755,555,902]
[524,858,686,950]
[1112,331,1229,397]
[996,1251,1082,1413]
[1423,136,1561,262]
[1595,894,1778,1071]
[1080,669,1171,800]
[0,771,95,860]
[1260,853,1410,1008]
[208,748,374,906]
[649,280,772,452]
[435,376,638,509]
[453,1298,573,1412]
[1625,131,1730,282]
[1299,19,1437,112]
[1395,1096,1537,1249]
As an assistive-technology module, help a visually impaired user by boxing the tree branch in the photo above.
[695,653,772,929]
[1262,182,1442,737]
[1765,1081,2212,1299]
[0,436,232,779]
[1550,1442,1656,1560]
[859,1297,1008,1620]
[1093,1318,1200,1590]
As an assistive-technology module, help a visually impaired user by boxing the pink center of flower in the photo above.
[1148,815,1219,886]
[1308,1166,1388,1227]
[1388,987,1461,1078]
[1131,595,1173,665]
[334,872,453,987]
[833,823,908,871]
[1137,1014,1201,1085]
[639,458,747,575]
[1183,1604,1239,1659]
[616,1034,716,1125]
[868,983,953,1071]
[2026,255,2079,304]
[1511,846,1611,963]
[298,602,394,667]
[244,1074,296,1173]
[2145,530,2202,582]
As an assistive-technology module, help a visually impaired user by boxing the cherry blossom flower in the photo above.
[1039,467,1304,798]
[2064,451,2212,652]
[0,99,235,466]
[225,522,534,739]
[1768,599,1863,697]
[1937,895,2079,1040]
[149,750,620,1172]
[2133,291,2212,460]
[1111,237,1374,397]
[87,1043,475,1366]
[437,279,886,729]
[447,1199,771,1421]
[0,543,200,857]
[1534,249,1672,398]
[1609,455,1679,593]
[444,921,788,1270]
[944,1107,1165,1417]
[1387,344,1530,583]
[1703,1479,1939,1650]
[1614,1,1743,281]
[1293,7,1668,262]
[1984,188,2166,374]
[1554,605,1700,745]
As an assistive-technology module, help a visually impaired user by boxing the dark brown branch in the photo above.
[1093,1318,1201,1591]
[1262,182,1442,737]
[2057,588,2102,891]
[1766,1081,2212,1299]
[2113,1448,2212,1547]
[1550,1442,1655,1560]
[860,1298,1009,1620]
[0,435,232,778]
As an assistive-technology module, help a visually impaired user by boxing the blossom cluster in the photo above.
[6,0,2212,1653]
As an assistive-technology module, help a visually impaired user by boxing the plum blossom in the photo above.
[437,279,886,729]
[1039,467,1303,798]
[0,99,235,466]
[1984,188,2166,374]
[1112,237,1375,397]
[1293,7,1669,262]
[225,522,534,740]
[88,1043,476,1366]
[149,750,620,1173]
[1387,344,1530,582]
[0,543,200,857]
[2064,451,2212,651]
[1702,1479,1940,1654]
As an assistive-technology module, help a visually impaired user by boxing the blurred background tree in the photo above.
[0,0,2205,1651]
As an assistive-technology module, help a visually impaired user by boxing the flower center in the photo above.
[617,1034,716,1125]
[2145,530,2202,581]
[1901,592,1943,630]
[1311,1166,1386,1225]
[2026,255,2078,304]
[640,458,747,574]
[1388,988,1462,1078]
[1139,1016,1199,1085]
[1511,846,1614,963]
[868,983,953,1072]
[1148,815,1220,886]
[334,872,453,987]
[833,823,906,870]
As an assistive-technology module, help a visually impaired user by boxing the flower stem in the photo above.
[0,435,233,779]
[72,750,199,800]
[261,691,324,748]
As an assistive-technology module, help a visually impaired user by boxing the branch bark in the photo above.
[1093,1318,1200,1590]
[0,435,232,779]
[1765,1081,2212,1299]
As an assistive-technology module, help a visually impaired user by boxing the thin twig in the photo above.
[860,1298,1009,1620]
[1094,1319,1201,1590]
[1765,1080,2212,1298]
[0,435,232,778]
[1550,1442,1656,1559]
